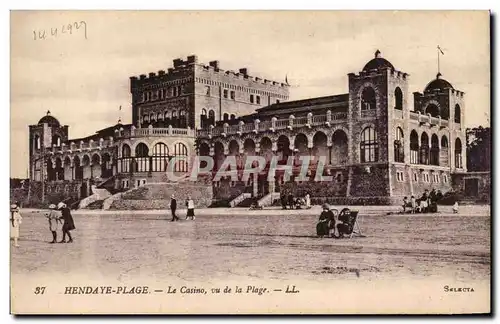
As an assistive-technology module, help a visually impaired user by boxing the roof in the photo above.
[255,94,349,117]
[424,73,454,92]
[38,111,60,127]
[362,50,395,71]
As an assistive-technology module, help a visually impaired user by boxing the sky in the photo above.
[10,10,490,178]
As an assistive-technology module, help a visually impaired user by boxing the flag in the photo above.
[438,46,444,55]
[119,105,122,111]
[285,75,289,85]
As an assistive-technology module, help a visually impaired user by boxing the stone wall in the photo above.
[452,171,490,202]
[110,181,212,210]
[349,164,390,197]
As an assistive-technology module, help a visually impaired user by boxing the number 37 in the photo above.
[34,287,46,295]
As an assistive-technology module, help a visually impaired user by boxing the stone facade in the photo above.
[27,51,477,208]
[198,51,469,205]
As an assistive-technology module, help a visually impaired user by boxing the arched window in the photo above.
[426,104,440,117]
[394,127,404,163]
[410,130,419,164]
[420,132,429,165]
[171,110,178,128]
[144,115,149,123]
[164,111,171,127]
[150,113,155,123]
[454,104,461,124]
[173,142,188,172]
[441,135,449,148]
[52,135,61,147]
[360,127,378,162]
[135,143,149,172]
[122,144,131,157]
[55,157,64,180]
[455,138,463,168]
[120,144,131,173]
[361,87,376,111]
[34,135,41,150]
[223,113,229,121]
[179,110,186,128]
[430,134,440,166]
[74,156,83,180]
[208,109,215,126]
[200,108,207,129]
[152,142,169,172]
[394,87,403,110]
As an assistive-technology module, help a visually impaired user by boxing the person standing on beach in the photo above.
[170,194,179,221]
[10,203,22,247]
[46,204,62,243]
[58,202,75,243]
[185,196,195,220]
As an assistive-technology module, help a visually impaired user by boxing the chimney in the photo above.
[173,58,183,68]
[239,68,248,76]
[187,55,198,64]
[209,60,220,69]
[158,70,166,76]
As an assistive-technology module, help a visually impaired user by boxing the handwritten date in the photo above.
[33,21,87,41]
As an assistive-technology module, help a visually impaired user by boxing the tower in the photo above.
[413,73,466,171]
[347,50,410,200]
[28,111,68,181]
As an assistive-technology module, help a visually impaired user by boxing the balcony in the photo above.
[197,111,348,138]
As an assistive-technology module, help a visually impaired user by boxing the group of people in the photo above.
[280,192,311,210]
[402,189,447,214]
[45,202,76,243]
[169,195,196,221]
[10,201,76,247]
[316,204,353,239]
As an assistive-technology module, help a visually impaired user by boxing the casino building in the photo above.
[28,50,467,207]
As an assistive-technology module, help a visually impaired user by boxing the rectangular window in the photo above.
[256,95,261,104]
[250,94,254,103]
[223,89,228,99]
[205,86,210,96]
[230,90,235,100]
[443,174,448,183]
[413,173,418,182]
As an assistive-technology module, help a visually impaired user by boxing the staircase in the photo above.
[236,197,255,208]
[230,193,252,207]
[79,185,112,209]
[258,192,280,207]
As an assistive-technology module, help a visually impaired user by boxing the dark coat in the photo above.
[317,210,334,236]
[61,207,75,231]
[170,198,177,210]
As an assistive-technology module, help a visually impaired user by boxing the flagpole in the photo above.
[437,46,440,75]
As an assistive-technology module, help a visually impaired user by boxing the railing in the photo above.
[128,127,195,137]
[360,109,376,118]
[196,111,348,138]
[409,112,419,121]
[276,119,289,128]
[312,114,327,125]
[332,112,347,120]
[51,138,114,154]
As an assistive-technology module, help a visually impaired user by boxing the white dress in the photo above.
[10,208,22,239]
[305,194,311,208]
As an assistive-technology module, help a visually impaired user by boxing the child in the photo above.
[402,196,408,213]
[10,203,22,247]
[185,196,195,220]
[452,201,459,214]
[45,204,62,243]
[410,195,416,214]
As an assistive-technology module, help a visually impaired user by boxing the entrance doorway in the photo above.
[464,178,479,197]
